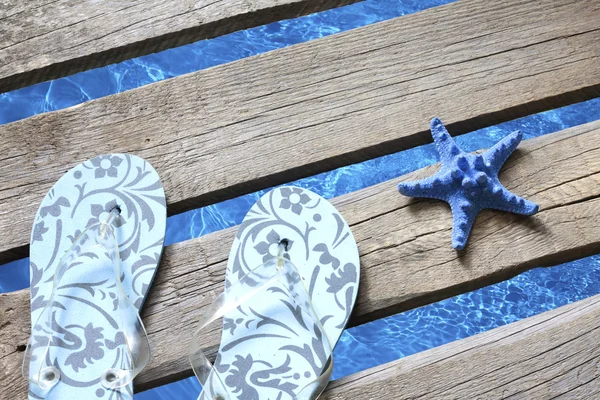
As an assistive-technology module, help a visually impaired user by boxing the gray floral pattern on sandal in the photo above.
[210,187,360,399]
[27,154,166,400]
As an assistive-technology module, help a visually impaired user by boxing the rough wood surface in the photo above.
[3,121,600,396]
[322,293,600,399]
[0,0,358,93]
[1,0,600,264]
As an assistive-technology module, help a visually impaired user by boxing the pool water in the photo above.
[1,0,599,398]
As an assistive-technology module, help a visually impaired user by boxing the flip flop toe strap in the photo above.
[189,243,333,400]
[23,210,151,393]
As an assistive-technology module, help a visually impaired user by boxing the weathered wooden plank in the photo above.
[0,0,359,93]
[0,285,29,399]
[2,121,600,396]
[1,0,600,264]
[322,293,600,399]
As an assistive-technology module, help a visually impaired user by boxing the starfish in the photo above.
[398,118,539,250]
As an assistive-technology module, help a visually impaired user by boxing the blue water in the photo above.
[1,0,599,398]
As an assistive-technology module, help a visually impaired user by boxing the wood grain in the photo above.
[3,121,600,396]
[0,0,359,93]
[1,0,600,264]
[322,293,600,399]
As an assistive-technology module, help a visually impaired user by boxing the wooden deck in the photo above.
[0,0,359,93]
[1,0,600,398]
[1,0,599,264]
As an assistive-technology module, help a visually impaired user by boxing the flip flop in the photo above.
[190,186,360,399]
[23,154,166,400]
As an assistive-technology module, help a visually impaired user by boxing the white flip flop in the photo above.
[190,186,360,399]
[23,154,166,400]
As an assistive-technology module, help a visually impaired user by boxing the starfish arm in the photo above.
[430,118,463,166]
[449,197,479,250]
[483,130,523,171]
[398,171,452,201]
[487,185,539,215]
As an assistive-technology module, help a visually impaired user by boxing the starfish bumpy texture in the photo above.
[398,118,539,250]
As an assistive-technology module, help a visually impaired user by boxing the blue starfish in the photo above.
[398,118,539,250]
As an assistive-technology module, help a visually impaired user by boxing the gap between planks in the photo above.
[1,0,600,264]
[322,293,600,399]
[0,0,359,93]
[2,120,600,395]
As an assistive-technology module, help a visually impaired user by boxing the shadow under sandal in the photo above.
[23,154,166,400]
[189,186,360,400]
